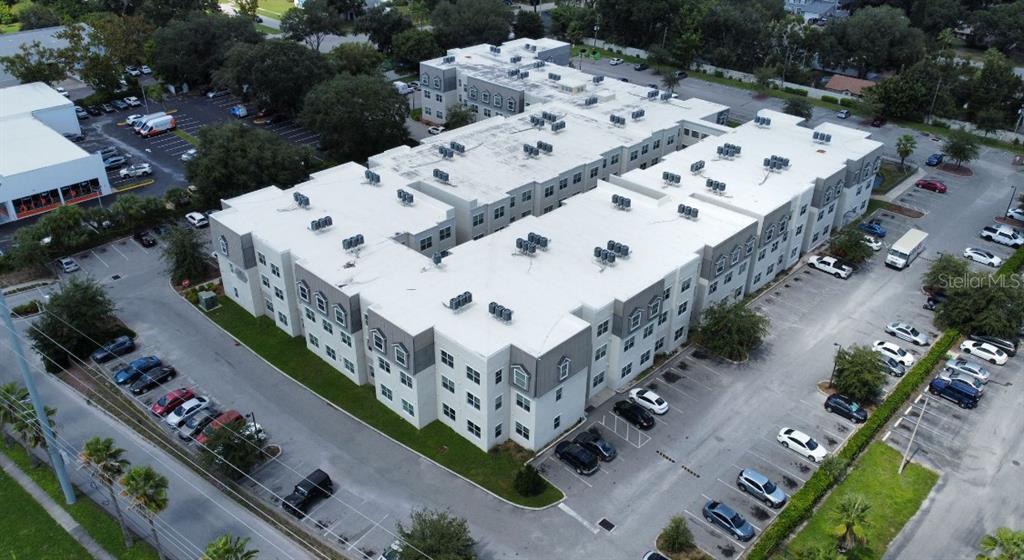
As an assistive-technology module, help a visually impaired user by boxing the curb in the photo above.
[2,279,57,296]
[178,285,564,511]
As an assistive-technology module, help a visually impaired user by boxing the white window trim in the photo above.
[512,365,529,390]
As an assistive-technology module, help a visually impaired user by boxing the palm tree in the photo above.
[831,494,871,551]
[895,134,917,169]
[203,534,260,560]
[978,527,1024,560]
[662,71,681,94]
[81,437,133,547]
[122,465,169,560]
[12,403,57,466]
[0,382,29,444]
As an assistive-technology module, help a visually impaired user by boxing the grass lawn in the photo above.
[873,161,915,195]
[1,442,159,560]
[173,129,198,146]
[256,0,294,17]
[0,467,91,560]
[784,443,938,559]
[256,23,280,34]
[205,299,563,508]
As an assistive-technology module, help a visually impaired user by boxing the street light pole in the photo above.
[1006,185,1019,218]
[829,343,842,388]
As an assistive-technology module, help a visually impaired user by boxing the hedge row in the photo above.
[995,245,1024,278]
[747,329,959,560]
[839,97,857,107]
[783,86,808,96]
[819,95,839,105]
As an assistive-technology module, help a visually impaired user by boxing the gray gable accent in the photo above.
[367,309,434,374]
[612,280,664,338]
[209,216,255,269]
[293,263,363,332]
[700,221,759,281]
[534,326,592,397]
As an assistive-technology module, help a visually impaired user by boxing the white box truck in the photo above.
[886,228,928,270]
[139,115,177,137]
[133,112,167,133]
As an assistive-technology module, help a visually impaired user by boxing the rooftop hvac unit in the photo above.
[584,96,598,106]
[515,237,538,255]
[677,204,699,219]
[536,141,553,153]
[450,141,465,153]
[611,194,631,210]
[662,171,681,184]
[293,192,310,208]
[433,168,450,183]
[396,189,414,205]
[448,291,473,312]
[439,146,454,159]
[309,216,333,231]
[535,60,545,68]
[754,115,772,127]
[646,90,658,99]
[609,114,625,126]
[527,232,549,248]
[593,247,617,265]
[510,55,521,63]
[342,234,364,250]
[593,75,604,84]
[442,55,455,64]
[490,46,501,54]
[717,143,741,159]
[519,70,529,79]
[432,252,443,266]
[660,91,672,100]
[530,115,544,127]
[813,131,832,143]
[364,170,381,184]
[542,111,557,122]
[606,240,630,257]
[488,302,513,322]
[550,120,566,132]
[523,143,540,156]
[689,160,706,174]
[631,109,645,120]
[507,69,519,78]
[548,72,561,81]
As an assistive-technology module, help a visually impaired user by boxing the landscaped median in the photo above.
[203,299,564,508]
[747,329,959,560]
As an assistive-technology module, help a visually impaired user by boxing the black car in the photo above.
[264,113,289,125]
[101,103,115,113]
[554,441,599,475]
[634,63,649,71]
[178,408,221,441]
[674,70,688,79]
[613,400,655,429]
[129,366,176,395]
[824,394,868,423]
[573,430,616,461]
[62,132,86,142]
[86,105,103,116]
[969,334,1017,357]
[133,231,157,247]
[111,99,129,110]
[929,377,979,409]
[283,469,334,518]
[90,335,136,363]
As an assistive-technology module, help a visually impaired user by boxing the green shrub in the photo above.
[185,288,200,305]
[996,247,1024,277]
[10,300,40,316]
[932,120,950,129]
[783,86,809,96]
[820,95,839,104]
[513,465,545,497]
[659,515,696,553]
[714,70,725,78]
[839,97,857,107]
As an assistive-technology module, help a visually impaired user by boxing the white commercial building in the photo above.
[0,82,111,224]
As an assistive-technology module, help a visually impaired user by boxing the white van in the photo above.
[185,212,208,228]
[393,81,413,95]
[133,112,167,133]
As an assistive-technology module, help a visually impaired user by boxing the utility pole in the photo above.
[900,398,927,474]
[1006,184,1018,217]
[829,342,842,388]
[926,77,943,125]
[0,290,76,504]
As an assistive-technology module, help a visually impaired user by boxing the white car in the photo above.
[56,86,69,97]
[963,247,1002,267]
[885,321,930,346]
[165,396,209,428]
[862,235,883,251]
[936,370,985,394]
[181,148,198,162]
[427,126,445,135]
[960,340,1009,365]
[140,65,152,75]
[609,58,624,66]
[58,257,80,273]
[123,96,141,107]
[629,388,669,415]
[777,427,828,463]
[1006,208,1024,222]
[873,340,914,367]
[808,255,852,279]
[126,66,141,76]
[126,114,144,125]
[119,163,153,178]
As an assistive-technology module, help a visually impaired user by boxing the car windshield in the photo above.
[729,513,745,527]
[157,395,169,406]
[172,405,185,415]
[597,440,613,453]
[762,480,777,494]
[654,397,665,405]
[895,346,907,356]
[909,327,920,336]
[805,438,819,450]
[848,402,861,412]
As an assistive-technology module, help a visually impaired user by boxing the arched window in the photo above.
[432,76,441,89]
[468,87,477,100]
[314,291,327,314]
[420,73,428,85]
[493,93,502,108]
[745,235,756,255]
[715,255,727,276]
[766,224,775,241]
[730,245,741,264]
[481,90,490,103]
[218,235,229,256]
[296,281,309,302]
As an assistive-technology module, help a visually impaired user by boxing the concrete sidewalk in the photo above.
[0,452,116,560]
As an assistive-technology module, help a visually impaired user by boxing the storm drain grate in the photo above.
[111,274,122,281]
[598,518,615,532]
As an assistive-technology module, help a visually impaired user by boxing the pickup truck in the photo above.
[980,224,1023,248]
[807,255,853,279]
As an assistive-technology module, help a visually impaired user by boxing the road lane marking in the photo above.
[558,503,600,534]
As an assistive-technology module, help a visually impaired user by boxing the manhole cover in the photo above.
[662,371,681,383]
[111,274,121,280]
[598,518,615,532]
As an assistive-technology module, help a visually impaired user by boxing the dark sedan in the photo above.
[90,335,135,363]
[129,366,176,395]
[824,393,868,423]
[573,430,617,461]
[86,105,103,116]
[113,356,161,385]
[703,500,755,541]
[100,103,115,113]
[178,408,221,442]
[612,400,655,430]
[133,231,157,247]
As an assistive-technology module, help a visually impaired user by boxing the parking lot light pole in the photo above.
[1006,184,1019,217]
[829,342,842,388]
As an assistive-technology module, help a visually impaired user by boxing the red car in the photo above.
[150,388,195,417]
[915,179,947,193]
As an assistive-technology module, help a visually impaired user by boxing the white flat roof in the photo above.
[620,110,883,217]
[0,81,72,119]
[356,182,755,356]
[0,115,91,176]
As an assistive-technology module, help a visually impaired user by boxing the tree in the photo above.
[203,534,260,560]
[141,0,219,26]
[0,383,29,439]
[109,195,167,234]
[391,28,442,68]
[966,49,1022,124]
[942,128,980,169]
[81,437,134,548]
[300,74,409,163]
[444,104,475,130]
[923,253,968,295]
[235,0,258,19]
[787,544,841,560]
[658,515,695,554]
[754,66,776,93]
[970,1,1024,53]
[694,300,770,361]
[198,418,266,480]
[122,466,169,560]
[0,41,65,85]
[28,276,118,372]
[783,97,812,119]
[976,108,1007,136]
[86,14,154,68]
[329,42,385,75]
[187,123,314,208]
[661,71,680,94]
[512,10,544,39]
[17,4,60,29]
[280,0,345,52]
[828,6,926,78]
[895,134,916,169]
[355,5,412,53]
[34,205,92,256]
[161,226,210,285]
[512,465,545,497]
[150,13,263,87]
[664,0,709,71]
[12,401,57,466]
[832,345,887,404]
[978,527,1024,560]
[831,494,870,551]
[397,508,476,560]
[216,40,331,114]
[936,272,1024,339]
[431,0,512,49]
[828,227,873,265]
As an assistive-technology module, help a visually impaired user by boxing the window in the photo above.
[512,366,529,390]
[674,327,685,341]
[796,225,803,236]
[467,392,480,410]
[441,375,454,393]
[343,358,354,373]
[372,330,385,352]
[677,301,688,315]
[610,154,620,165]
[766,225,775,241]
[297,281,310,302]
[553,415,561,430]
[655,337,665,351]
[521,191,532,203]
[667,135,674,145]
[620,363,633,378]
[322,321,333,335]
[507,98,515,111]
[596,320,609,336]
[758,249,766,261]
[544,186,554,197]
[572,172,582,184]
[469,86,477,99]
[308,334,319,348]
[493,93,502,108]
[325,346,336,360]
[481,90,490,103]
[274,287,284,300]
[649,298,661,316]
[467,420,481,438]
[394,346,408,368]
[315,292,327,314]
[381,385,392,401]
[515,393,531,412]
[419,236,433,251]
[731,245,741,265]
[543,205,553,214]
[640,350,651,364]
[401,399,414,416]
[271,264,281,277]
[340,332,352,347]
[629,150,638,161]
[515,422,530,440]
[443,403,456,421]
[557,358,570,380]
[800,204,807,216]
[483,108,490,117]
[680,278,691,292]
[432,76,440,89]
[495,395,502,410]
[641,144,649,155]
[265,298,274,312]
[378,356,391,374]
[495,423,503,438]
[261,275,270,288]
[333,305,347,327]
[629,310,643,331]
[439,226,452,241]
[658,311,668,325]
[709,281,718,294]
[555,387,563,402]
[494,369,502,385]
[257,252,266,265]
[493,206,505,220]
[594,344,608,361]
[441,350,454,368]
[466,366,480,384]
[278,312,287,324]
[725,272,733,284]
[624,336,635,351]
[771,241,779,252]
[590,167,598,178]
[592,371,605,387]
[643,324,654,339]
[472,213,485,227]
[715,256,726,276]
[305,307,316,321]
[218,235,229,256]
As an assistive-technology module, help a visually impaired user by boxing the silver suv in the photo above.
[944,358,990,384]
[736,468,787,508]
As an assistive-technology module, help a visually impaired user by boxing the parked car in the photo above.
[936,370,985,394]
[123,96,141,107]
[206,88,230,98]
[824,394,868,423]
[573,430,616,461]
[378,541,402,560]
[91,335,135,363]
[113,356,161,385]
[808,255,853,279]
[283,469,334,518]
[185,211,208,228]
[194,410,241,445]
[776,427,828,462]
[125,65,141,76]
[120,163,153,178]
[129,366,176,395]
[885,321,930,346]
[872,340,914,367]
[642,552,669,560]
[980,224,1023,248]
[165,396,210,427]
[836,109,850,119]
[178,408,221,442]
[125,114,144,125]
[181,148,198,162]
[612,400,655,429]
[925,153,944,166]
[674,70,688,79]
[104,155,130,170]
[1006,208,1024,222]
[62,132,86,142]
[75,106,89,119]
[858,222,887,238]
[736,468,787,508]
[960,340,1009,365]
[881,355,907,377]
[140,65,152,74]
[150,388,195,417]
[133,231,157,247]
[112,99,129,111]
[58,257,80,273]
[915,179,947,193]
[928,377,979,409]
[968,334,1017,357]
[870,116,886,127]
[634,63,649,71]
[554,441,600,475]
[628,388,669,414]
[96,145,119,159]
[962,247,1002,267]
[862,235,883,251]
[944,358,991,384]
[702,500,755,542]
[229,105,248,118]
[100,103,115,113]
[427,126,445,135]
[609,58,624,65]
[86,105,103,116]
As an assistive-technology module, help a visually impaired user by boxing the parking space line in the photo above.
[760,435,820,469]
[90,250,109,267]
[683,509,748,551]
[885,432,958,463]
[657,380,699,401]
[109,243,130,260]
[897,413,960,441]
[557,503,600,534]
[715,479,778,518]
[742,451,807,484]
[701,493,763,532]
[561,464,594,487]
